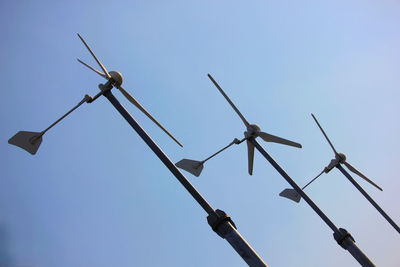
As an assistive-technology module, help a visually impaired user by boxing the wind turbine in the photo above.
[8,35,268,266]
[280,114,400,234]
[176,74,301,177]
[8,34,182,155]
[201,74,375,266]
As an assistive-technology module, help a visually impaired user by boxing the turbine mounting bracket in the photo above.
[333,228,355,249]
[207,209,237,238]
[325,159,339,173]
[99,80,114,92]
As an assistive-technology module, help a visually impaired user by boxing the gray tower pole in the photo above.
[251,138,375,267]
[103,89,267,267]
[336,164,400,234]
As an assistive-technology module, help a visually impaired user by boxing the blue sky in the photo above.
[1,1,400,266]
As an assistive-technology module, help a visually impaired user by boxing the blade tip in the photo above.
[173,138,183,147]
[295,143,303,148]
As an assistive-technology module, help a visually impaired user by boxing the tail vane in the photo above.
[175,159,204,177]
[8,131,43,155]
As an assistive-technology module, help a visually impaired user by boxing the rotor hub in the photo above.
[336,153,347,163]
[246,124,261,136]
[109,71,123,87]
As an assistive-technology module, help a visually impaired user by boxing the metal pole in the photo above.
[103,90,267,267]
[40,96,90,136]
[336,164,400,234]
[201,138,242,163]
[251,138,375,267]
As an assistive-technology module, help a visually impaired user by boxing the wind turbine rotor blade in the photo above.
[343,162,383,191]
[246,140,255,175]
[118,86,183,147]
[258,132,302,148]
[175,159,204,177]
[8,131,43,155]
[77,58,107,79]
[77,33,111,79]
[311,114,338,155]
[279,188,301,203]
[207,74,250,127]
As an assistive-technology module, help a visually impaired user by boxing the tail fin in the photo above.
[175,159,204,177]
[279,188,301,203]
[8,131,43,155]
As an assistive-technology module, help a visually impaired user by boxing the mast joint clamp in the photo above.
[334,228,355,249]
[207,209,237,238]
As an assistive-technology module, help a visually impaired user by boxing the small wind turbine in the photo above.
[176,74,302,177]
[8,35,268,266]
[280,114,400,234]
[8,34,182,155]
[197,74,375,265]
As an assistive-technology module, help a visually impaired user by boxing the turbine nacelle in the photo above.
[324,153,346,173]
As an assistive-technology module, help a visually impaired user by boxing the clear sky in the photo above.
[1,0,400,266]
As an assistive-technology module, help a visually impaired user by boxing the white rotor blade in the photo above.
[77,59,107,79]
[246,140,255,175]
[118,86,183,147]
[311,114,338,155]
[258,132,302,148]
[207,74,250,127]
[77,33,111,79]
[343,162,383,191]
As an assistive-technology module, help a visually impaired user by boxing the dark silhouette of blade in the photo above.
[343,162,383,191]
[246,140,255,175]
[117,86,183,147]
[77,58,107,79]
[77,33,111,79]
[258,132,302,148]
[207,74,250,127]
[302,169,325,190]
[311,114,338,155]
